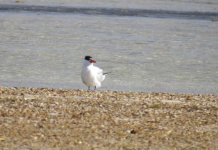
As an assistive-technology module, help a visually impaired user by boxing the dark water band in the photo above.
[0,4,218,21]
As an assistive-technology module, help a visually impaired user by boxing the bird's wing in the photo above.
[93,66,103,74]
[93,66,105,82]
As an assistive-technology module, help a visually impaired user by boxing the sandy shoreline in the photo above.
[0,87,217,149]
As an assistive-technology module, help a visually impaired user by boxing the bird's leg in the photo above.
[94,86,96,90]
[88,86,90,90]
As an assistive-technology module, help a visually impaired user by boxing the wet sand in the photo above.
[0,87,217,149]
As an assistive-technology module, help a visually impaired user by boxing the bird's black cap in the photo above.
[85,56,92,60]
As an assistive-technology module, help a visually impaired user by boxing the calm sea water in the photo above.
[0,1,218,93]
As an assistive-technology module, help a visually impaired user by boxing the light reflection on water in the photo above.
[0,11,218,93]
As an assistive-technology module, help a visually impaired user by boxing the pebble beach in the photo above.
[0,87,217,149]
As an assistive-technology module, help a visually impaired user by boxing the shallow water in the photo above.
[1,0,218,12]
[0,2,218,93]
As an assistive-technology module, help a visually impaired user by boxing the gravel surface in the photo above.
[0,87,217,149]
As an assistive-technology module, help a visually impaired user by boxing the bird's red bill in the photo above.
[89,59,96,63]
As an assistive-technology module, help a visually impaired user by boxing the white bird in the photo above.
[81,56,108,90]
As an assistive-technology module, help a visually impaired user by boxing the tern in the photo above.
[81,56,108,90]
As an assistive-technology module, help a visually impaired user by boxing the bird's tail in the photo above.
[103,72,111,75]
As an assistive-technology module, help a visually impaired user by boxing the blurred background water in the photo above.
[0,0,218,93]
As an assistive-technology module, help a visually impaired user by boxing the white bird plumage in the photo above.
[81,56,106,90]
